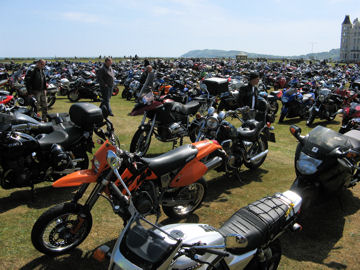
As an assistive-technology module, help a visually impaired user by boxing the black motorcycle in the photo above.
[0,103,113,190]
[192,105,275,178]
[67,77,101,102]
[129,95,201,156]
[306,88,342,126]
[289,125,360,210]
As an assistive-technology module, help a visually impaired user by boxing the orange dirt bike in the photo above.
[31,137,227,256]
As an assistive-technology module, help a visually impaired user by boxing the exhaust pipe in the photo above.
[250,150,268,164]
[204,156,223,170]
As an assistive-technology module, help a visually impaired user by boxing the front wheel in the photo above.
[244,135,268,170]
[47,95,56,108]
[68,89,80,102]
[31,203,92,256]
[130,126,152,156]
[162,178,207,219]
[306,111,315,126]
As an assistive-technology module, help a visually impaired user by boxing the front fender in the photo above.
[52,169,97,187]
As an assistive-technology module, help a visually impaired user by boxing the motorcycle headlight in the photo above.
[206,116,219,129]
[319,95,325,102]
[296,152,322,175]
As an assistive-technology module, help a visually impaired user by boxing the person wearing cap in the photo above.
[238,72,260,109]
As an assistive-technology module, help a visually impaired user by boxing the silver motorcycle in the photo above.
[96,150,303,270]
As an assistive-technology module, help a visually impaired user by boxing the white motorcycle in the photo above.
[95,150,303,270]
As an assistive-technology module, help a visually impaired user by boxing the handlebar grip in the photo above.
[192,247,229,257]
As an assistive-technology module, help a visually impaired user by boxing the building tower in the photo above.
[340,15,360,62]
[340,15,352,62]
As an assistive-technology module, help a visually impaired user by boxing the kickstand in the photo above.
[172,140,177,149]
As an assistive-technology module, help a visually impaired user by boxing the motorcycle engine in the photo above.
[50,144,71,171]
[168,122,186,136]
[0,155,35,188]
[133,183,157,215]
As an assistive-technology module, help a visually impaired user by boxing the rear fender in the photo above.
[53,169,97,187]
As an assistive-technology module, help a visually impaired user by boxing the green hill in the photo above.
[181,48,340,60]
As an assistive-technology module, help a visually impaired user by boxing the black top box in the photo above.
[69,103,103,130]
[203,77,229,95]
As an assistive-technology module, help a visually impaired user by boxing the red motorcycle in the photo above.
[129,95,201,156]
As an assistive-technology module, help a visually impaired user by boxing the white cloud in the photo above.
[61,12,103,23]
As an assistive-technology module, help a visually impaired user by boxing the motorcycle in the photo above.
[192,104,274,178]
[100,154,302,270]
[289,124,360,210]
[67,77,101,102]
[0,103,107,190]
[129,94,201,156]
[338,102,360,134]
[306,88,342,126]
[31,138,226,255]
[278,88,314,123]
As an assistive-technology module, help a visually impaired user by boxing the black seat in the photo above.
[219,195,289,254]
[237,119,263,142]
[142,144,198,176]
[36,122,54,134]
[37,129,69,150]
[171,101,200,115]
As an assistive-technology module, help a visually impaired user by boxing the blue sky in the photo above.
[1,0,360,57]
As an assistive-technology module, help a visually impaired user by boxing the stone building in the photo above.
[340,15,360,62]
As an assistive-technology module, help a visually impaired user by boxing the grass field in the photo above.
[1,91,360,270]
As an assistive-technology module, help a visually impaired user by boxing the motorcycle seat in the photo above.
[344,130,360,150]
[142,144,198,176]
[171,101,200,115]
[219,195,289,254]
[37,129,69,150]
[237,120,263,142]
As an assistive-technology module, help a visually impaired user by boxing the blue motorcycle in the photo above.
[278,88,315,123]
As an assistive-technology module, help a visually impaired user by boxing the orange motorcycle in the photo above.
[31,138,226,256]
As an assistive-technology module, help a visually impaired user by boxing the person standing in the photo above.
[238,72,260,109]
[97,57,115,116]
[25,59,47,121]
[138,65,155,99]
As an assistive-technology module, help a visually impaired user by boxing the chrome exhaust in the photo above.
[204,156,223,170]
[249,150,268,164]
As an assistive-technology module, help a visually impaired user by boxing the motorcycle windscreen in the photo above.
[302,126,353,159]
[52,169,97,187]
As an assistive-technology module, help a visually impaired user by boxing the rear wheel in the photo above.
[130,127,152,156]
[47,95,56,108]
[68,90,80,102]
[162,178,207,219]
[31,203,92,256]
[121,87,129,99]
[244,135,268,170]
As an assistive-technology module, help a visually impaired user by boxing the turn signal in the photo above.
[93,245,110,262]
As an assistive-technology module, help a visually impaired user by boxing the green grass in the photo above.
[0,92,360,270]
